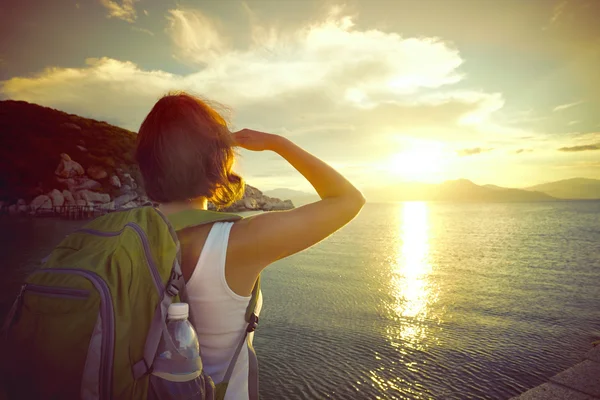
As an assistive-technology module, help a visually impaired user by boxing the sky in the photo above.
[1,0,599,193]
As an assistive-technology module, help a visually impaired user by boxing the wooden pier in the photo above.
[0,204,118,220]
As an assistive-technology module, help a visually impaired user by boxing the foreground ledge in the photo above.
[512,345,600,399]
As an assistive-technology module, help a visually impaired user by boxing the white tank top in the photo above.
[185,222,263,400]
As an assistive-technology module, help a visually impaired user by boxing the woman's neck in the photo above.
[157,197,208,215]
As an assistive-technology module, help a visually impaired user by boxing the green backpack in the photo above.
[0,205,261,400]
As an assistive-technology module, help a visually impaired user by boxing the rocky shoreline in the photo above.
[0,153,294,217]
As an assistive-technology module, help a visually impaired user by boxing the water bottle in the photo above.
[150,303,213,400]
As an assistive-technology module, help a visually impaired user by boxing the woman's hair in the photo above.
[135,91,244,208]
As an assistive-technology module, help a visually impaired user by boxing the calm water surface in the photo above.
[1,201,599,399]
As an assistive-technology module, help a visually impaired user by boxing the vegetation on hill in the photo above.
[0,100,293,214]
[0,100,140,202]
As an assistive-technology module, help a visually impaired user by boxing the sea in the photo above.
[1,201,599,399]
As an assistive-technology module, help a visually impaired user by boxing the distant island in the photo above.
[0,100,293,216]
[363,178,600,203]
[263,188,320,206]
[525,178,600,200]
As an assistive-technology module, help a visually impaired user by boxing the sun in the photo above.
[386,141,446,182]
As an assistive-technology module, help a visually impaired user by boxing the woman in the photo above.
[135,92,365,399]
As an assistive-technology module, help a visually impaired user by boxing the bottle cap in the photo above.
[168,303,189,320]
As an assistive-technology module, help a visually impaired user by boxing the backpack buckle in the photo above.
[246,313,259,333]
[166,269,184,297]
[143,358,153,375]
[133,358,153,380]
[166,282,179,297]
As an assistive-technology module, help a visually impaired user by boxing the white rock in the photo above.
[71,177,101,192]
[62,190,75,204]
[56,177,75,188]
[30,195,52,211]
[114,192,138,207]
[76,199,87,207]
[121,201,138,209]
[76,145,88,152]
[137,196,152,206]
[87,165,108,180]
[48,189,64,207]
[55,154,84,178]
[18,204,28,214]
[8,204,17,215]
[99,201,115,211]
[61,122,81,130]
[39,199,53,210]
[243,198,258,210]
[122,173,135,187]
[270,199,294,210]
[109,175,121,188]
[17,198,26,206]
[120,184,132,193]
[76,190,111,204]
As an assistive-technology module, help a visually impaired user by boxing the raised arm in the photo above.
[227,129,365,281]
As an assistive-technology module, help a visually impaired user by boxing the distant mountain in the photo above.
[526,178,600,200]
[435,179,555,202]
[483,184,507,191]
[365,179,556,203]
[263,188,320,206]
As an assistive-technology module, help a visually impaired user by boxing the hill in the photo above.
[0,100,139,202]
[434,179,555,202]
[526,178,600,200]
[483,184,507,191]
[365,179,556,203]
[263,188,320,206]
[0,100,292,214]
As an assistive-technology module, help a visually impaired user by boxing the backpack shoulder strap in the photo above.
[220,275,261,399]
[165,209,242,231]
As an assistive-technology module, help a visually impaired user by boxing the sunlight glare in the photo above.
[386,141,446,182]
[385,202,437,350]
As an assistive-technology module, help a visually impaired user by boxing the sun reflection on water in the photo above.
[370,202,440,397]
[381,202,437,350]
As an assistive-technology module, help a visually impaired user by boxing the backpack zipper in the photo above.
[30,268,115,400]
[24,284,90,299]
[76,223,163,294]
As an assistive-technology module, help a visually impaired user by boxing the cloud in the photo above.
[165,8,226,65]
[553,100,583,111]
[2,9,478,124]
[515,148,533,154]
[558,143,600,152]
[164,6,464,97]
[1,57,180,129]
[1,4,520,180]
[549,0,568,25]
[131,26,154,36]
[100,0,139,23]
[456,147,493,156]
